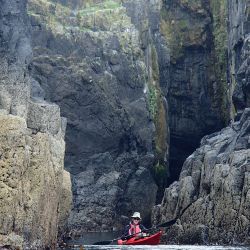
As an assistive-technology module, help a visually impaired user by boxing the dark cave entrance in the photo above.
[168,134,200,185]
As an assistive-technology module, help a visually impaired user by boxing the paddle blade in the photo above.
[157,218,176,228]
[93,240,113,245]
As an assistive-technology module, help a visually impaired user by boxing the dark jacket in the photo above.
[124,223,147,236]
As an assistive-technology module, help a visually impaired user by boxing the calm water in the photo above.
[63,232,249,250]
[63,245,249,250]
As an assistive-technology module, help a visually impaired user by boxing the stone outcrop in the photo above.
[0,0,72,249]
[153,108,250,244]
[28,0,163,232]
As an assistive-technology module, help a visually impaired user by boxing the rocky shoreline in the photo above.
[0,0,249,248]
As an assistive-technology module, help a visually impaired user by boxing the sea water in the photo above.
[63,232,249,250]
[63,245,249,250]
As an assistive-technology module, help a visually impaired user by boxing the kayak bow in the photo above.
[117,231,162,245]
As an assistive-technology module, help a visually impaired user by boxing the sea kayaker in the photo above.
[124,212,147,237]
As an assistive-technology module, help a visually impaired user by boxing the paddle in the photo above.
[155,218,177,228]
[93,218,177,245]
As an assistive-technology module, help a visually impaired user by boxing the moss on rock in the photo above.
[146,44,168,195]
[210,0,230,124]
[160,0,208,62]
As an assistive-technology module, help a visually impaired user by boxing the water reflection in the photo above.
[64,245,249,250]
[66,231,121,245]
[63,232,249,250]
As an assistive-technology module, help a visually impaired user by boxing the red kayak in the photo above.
[117,231,162,245]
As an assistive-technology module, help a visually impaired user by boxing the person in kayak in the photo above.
[124,212,147,237]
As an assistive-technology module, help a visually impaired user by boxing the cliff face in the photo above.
[153,0,250,245]
[160,0,229,181]
[27,0,239,236]
[0,0,72,249]
[28,0,164,232]
[228,0,250,113]
[153,108,250,244]
[1,0,249,247]
[121,0,170,203]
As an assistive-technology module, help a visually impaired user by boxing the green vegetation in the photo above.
[77,1,121,17]
[160,11,185,61]
[151,161,168,201]
[147,44,168,194]
[148,82,168,165]
[148,45,160,120]
[148,84,158,120]
[153,161,167,183]
[27,0,123,35]
[160,1,205,61]
[27,0,72,34]
[211,0,230,124]
[155,96,168,161]
[151,45,160,82]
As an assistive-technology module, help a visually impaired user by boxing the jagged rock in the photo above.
[0,113,69,249]
[27,99,62,135]
[152,108,250,244]
[0,232,23,250]
[0,0,72,248]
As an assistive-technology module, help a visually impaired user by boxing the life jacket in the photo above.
[128,223,141,235]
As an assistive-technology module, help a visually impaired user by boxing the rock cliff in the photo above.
[153,0,250,245]
[2,0,249,247]
[153,108,250,244]
[160,0,230,181]
[0,0,72,249]
[27,0,242,236]
[28,0,163,232]
[228,0,250,113]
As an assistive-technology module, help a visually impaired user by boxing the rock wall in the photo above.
[27,0,240,235]
[228,0,250,113]
[153,108,250,244]
[28,0,162,232]
[160,0,230,181]
[152,0,250,245]
[0,0,72,249]
[122,0,170,203]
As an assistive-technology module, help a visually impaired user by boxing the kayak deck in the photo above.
[117,231,162,245]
